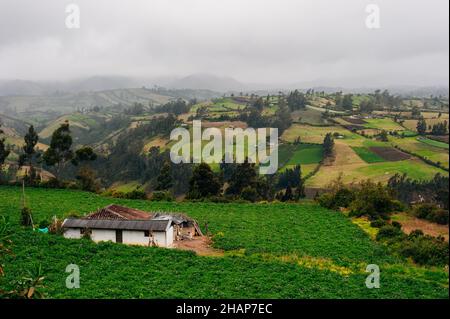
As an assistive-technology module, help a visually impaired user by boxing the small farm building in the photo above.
[62,204,202,247]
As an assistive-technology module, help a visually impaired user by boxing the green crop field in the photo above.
[287,144,323,165]
[351,147,385,163]
[0,186,448,298]
[278,143,323,168]
[418,138,449,150]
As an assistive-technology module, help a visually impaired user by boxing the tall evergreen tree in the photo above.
[226,158,257,196]
[19,125,39,183]
[323,133,335,158]
[416,117,427,135]
[42,121,73,179]
[188,163,221,199]
[155,161,173,190]
[0,124,10,174]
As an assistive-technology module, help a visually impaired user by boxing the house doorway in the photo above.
[116,230,123,243]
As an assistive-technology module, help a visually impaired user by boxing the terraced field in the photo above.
[390,136,449,169]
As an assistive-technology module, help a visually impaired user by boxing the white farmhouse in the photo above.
[63,218,174,247]
[61,204,202,247]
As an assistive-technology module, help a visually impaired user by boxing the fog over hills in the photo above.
[0,73,448,98]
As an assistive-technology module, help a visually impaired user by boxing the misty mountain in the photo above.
[167,73,246,92]
[0,76,143,96]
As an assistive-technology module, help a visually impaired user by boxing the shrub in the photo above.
[150,191,174,202]
[349,180,398,219]
[428,209,449,225]
[241,186,258,202]
[412,203,449,225]
[370,219,387,228]
[391,221,402,229]
[376,225,403,241]
[124,189,146,200]
[397,236,449,266]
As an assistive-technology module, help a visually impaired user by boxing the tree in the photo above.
[18,125,39,183]
[187,163,221,199]
[286,90,307,111]
[156,162,173,191]
[378,130,388,142]
[359,99,375,113]
[252,97,265,111]
[271,98,292,135]
[281,185,293,201]
[76,166,100,192]
[72,146,97,165]
[226,158,257,196]
[431,121,448,135]
[0,124,10,174]
[342,94,353,111]
[323,133,335,158]
[42,121,73,179]
[72,146,98,192]
[416,117,427,135]
[411,106,421,118]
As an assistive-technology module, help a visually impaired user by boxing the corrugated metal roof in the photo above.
[63,218,171,232]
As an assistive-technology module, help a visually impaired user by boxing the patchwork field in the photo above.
[390,136,449,169]
[0,186,448,298]
[306,157,447,187]
[402,118,449,132]
[363,118,405,131]
[281,124,361,144]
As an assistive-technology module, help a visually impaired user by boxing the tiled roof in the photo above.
[84,205,153,220]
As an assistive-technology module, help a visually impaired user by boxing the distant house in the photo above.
[62,205,202,247]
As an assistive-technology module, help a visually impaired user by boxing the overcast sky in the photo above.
[0,0,448,87]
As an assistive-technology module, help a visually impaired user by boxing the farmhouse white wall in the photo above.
[64,228,81,239]
[91,229,116,242]
[123,230,149,246]
[166,226,174,247]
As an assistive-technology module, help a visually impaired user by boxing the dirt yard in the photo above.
[392,213,449,241]
[173,236,224,256]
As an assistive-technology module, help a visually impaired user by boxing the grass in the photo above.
[0,186,448,298]
[354,159,448,181]
[281,124,361,144]
[306,158,447,187]
[363,118,405,131]
[351,147,385,163]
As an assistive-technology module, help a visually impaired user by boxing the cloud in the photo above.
[0,0,448,87]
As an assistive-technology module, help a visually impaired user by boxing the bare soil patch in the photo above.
[343,117,367,125]
[393,213,449,241]
[369,147,411,161]
[173,236,224,256]
[343,124,365,131]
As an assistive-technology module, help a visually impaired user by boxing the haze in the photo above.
[0,0,448,88]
